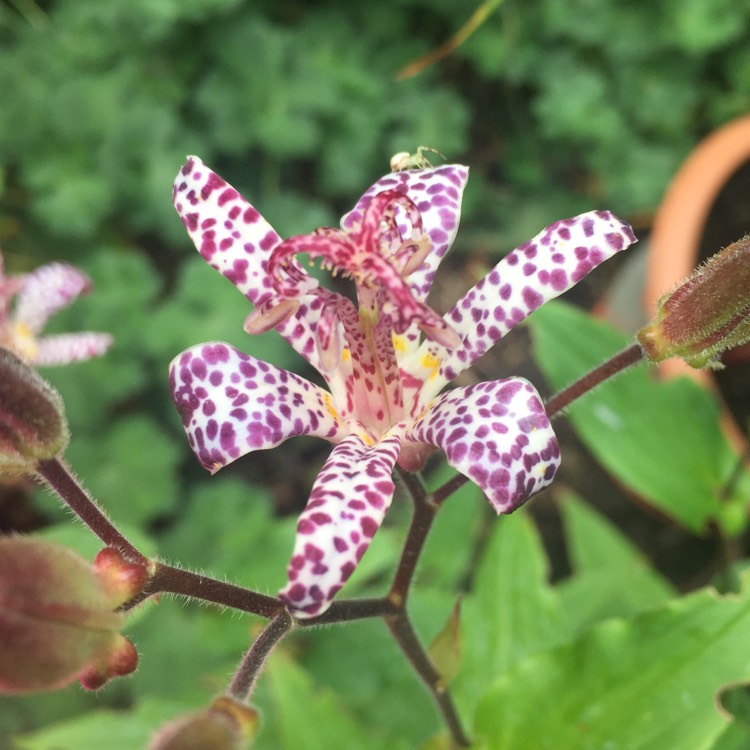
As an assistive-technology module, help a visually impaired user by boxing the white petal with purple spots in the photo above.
[405,379,560,513]
[279,433,401,618]
[170,342,346,473]
[407,211,637,398]
[35,333,113,366]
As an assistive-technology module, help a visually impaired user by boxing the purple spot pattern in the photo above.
[169,342,345,473]
[278,434,400,617]
[402,210,638,408]
[170,158,637,619]
[407,379,560,512]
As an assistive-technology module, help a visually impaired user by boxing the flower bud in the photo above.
[0,537,138,693]
[0,348,68,477]
[93,546,153,608]
[148,696,261,750]
[638,236,750,368]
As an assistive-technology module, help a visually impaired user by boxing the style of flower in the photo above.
[170,156,636,618]
[0,254,112,366]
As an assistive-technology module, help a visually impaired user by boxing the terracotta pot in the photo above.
[644,114,750,453]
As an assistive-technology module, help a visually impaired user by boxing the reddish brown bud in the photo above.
[638,236,750,368]
[0,348,68,477]
[148,696,261,750]
[0,537,137,694]
[93,547,152,608]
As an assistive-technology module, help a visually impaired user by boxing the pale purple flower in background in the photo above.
[0,254,112,366]
[169,156,636,617]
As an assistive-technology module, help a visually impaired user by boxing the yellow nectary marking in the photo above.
[341,348,351,363]
[420,352,440,380]
[323,393,340,423]
[12,322,39,361]
[392,333,407,354]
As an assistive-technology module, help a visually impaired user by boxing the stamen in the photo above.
[244,298,300,334]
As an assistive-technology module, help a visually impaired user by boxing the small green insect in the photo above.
[390,146,446,172]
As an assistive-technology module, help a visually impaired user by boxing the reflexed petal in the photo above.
[341,164,469,303]
[408,211,637,396]
[169,342,345,473]
[15,263,91,334]
[34,333,113,366]
[173,157,281,307]
[173,157,332,374]
[279,433,401,618]
[405,379,560,513]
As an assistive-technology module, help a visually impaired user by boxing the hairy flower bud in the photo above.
[0,348,69,477]
[148,696,261,750]
[0,537,139,693]
[638,237,750,368]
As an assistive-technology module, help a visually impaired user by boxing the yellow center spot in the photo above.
[392,333,407,354]
[11,322,38,362]
[419,352,441,380]
[341,348,351,363]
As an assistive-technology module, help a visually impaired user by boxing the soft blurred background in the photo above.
[2,0,750,747]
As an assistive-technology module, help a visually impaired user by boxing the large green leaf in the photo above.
[528,301,750,533]
[259,650,405,750]
[557,493,674,630]
[13,698,190,750]
[455,510,571,712]
[474,576,750,749]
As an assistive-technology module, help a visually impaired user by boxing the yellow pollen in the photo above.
[341,348,351,363]
[419,352,440,380]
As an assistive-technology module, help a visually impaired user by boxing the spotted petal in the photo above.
[279,433,401,618]
[405,379,559,513]
[15,263,91,334]
[169,342,346,473]
[341,164,469,303]
[406,211,637,401]
[173,157,334,374]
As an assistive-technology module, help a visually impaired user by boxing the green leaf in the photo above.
[13,698,189,750]
[260,650,399,750]
[557,493,674,631]
[455,510,570,710]
[474,575,750,750]
[528,301,750,533]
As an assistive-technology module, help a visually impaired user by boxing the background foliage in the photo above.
[1,0,750,747]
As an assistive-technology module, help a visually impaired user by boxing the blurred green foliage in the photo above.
[2,0,750,746]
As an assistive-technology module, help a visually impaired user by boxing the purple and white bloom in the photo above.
[170,156,636,618]
[0,255,113,366]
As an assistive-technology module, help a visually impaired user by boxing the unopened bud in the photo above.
[638,236,750,368]
[148,696,261,750]
[0,348,68,476]
[93,547,152,608]
[0,537,138,693]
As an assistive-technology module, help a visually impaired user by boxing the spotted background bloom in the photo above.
[170,156,636,617]
[0,255,112,366]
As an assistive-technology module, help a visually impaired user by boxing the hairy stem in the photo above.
[228,610,293,701]
[123,562,284,617]
[36,457,146,565]
[386,612,471,748]
[544,343,645,417]
[390,467,436,604]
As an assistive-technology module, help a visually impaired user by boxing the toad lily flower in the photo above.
[0,255,112,366]
[170,156,636,618]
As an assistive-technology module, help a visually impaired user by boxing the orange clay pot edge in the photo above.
[644,114,750,453]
